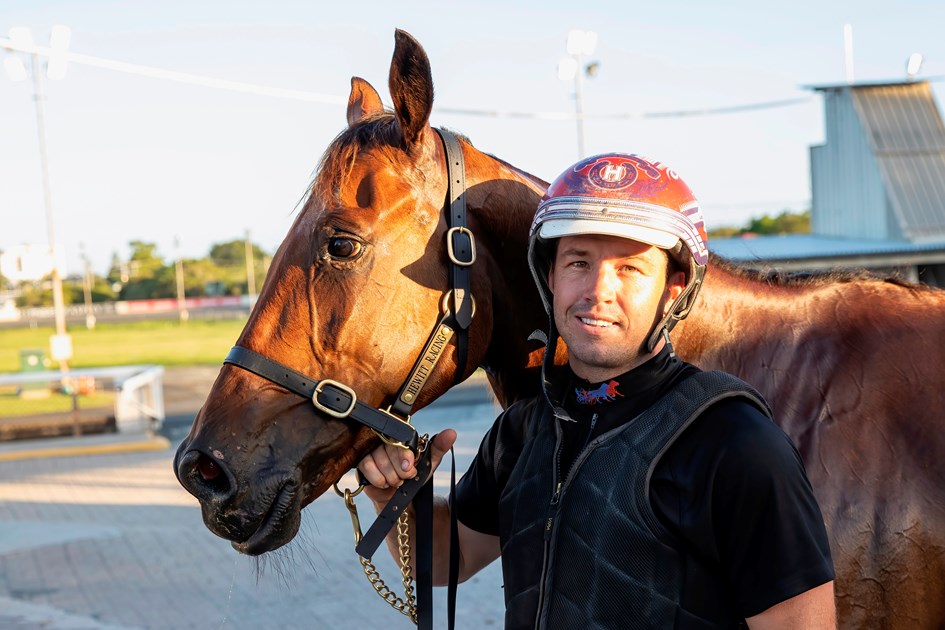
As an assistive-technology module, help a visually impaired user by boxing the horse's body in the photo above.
[175,30,945,629]
[678,263,945,628]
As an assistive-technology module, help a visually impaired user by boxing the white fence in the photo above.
[0,365,165,433]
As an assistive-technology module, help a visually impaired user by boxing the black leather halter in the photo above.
[224,127,473,454]
[221,129,473,626]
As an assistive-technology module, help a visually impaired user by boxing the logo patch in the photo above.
[575,379,624,405]
[572,155,664,191]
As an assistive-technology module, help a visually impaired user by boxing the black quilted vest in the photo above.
[496,371,770,630]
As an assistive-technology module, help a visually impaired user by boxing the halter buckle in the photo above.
[446,227,476,267]
[370,406,416,451]
[440,290,477,319]
[313,379,357,418]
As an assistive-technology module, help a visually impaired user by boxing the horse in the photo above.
[174,29,945,630]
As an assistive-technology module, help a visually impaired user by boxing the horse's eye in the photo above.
[327,237,362,260]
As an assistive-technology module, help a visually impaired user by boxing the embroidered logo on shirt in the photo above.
[575,380,623,405]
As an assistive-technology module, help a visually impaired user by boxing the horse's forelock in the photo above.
[307,113,436,207]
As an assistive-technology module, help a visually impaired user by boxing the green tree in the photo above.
[209,240,267,266]
[119,241,174,300]
[708,209,810,239]
[208,239,269,295]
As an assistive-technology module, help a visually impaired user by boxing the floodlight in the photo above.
[45,25,71,80]
[3,56,27,81]
[8,26,34,50]
[566,30,597,57]
[907,53,923,79]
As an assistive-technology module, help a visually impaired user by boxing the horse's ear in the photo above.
[389,29,434,152]
[347,77,384,127]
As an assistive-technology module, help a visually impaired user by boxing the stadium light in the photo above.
[906,53,923,79]
[558,29,600,159]
[3,26,73,369]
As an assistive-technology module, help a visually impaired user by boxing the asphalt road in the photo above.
[0,367,507,629]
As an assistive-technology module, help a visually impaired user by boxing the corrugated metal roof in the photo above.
[711,233,945,262]
[851,83,945,240]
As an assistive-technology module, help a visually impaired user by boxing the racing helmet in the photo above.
[528,152,709,353]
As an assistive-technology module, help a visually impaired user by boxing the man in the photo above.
[360,153,836,629]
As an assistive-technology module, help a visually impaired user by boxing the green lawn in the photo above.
[0,389,116,418]
[0,319,247,373]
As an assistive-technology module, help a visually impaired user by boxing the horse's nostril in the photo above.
[177,449,233,502]
[198,457,221,481]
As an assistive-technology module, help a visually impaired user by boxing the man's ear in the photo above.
[547,263,555,294]
[663,271,686,315]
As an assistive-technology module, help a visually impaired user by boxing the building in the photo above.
[0,243,54,283]
[712,79,945,287]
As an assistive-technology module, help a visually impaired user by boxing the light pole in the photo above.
[558,29,599,159]
[3,26,73,369]
[174,236,189,324]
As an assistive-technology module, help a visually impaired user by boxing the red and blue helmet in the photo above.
[528,153,709,349]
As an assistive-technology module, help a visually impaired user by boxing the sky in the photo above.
[1,0,944,276]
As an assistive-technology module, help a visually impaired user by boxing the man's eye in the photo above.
[327,237,362,259]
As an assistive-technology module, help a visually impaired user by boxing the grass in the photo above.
[0,388,116,418]
[0,319,248,373]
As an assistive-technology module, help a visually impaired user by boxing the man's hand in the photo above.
[358,430,457,506]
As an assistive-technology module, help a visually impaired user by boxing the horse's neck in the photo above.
[672,262,799,369]
[466,152,549,407]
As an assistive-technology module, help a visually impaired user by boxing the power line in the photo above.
[0,36,817,120]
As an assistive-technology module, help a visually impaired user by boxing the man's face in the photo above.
[548,234,685,382]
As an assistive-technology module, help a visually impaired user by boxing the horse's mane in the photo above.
[712,253,936,292]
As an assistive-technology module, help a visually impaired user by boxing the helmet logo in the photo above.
[574,155,662,191]
[599,164,627,183]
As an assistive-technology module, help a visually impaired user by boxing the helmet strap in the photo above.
[540,315,573,421]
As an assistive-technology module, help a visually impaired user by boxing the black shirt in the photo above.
[454,347,834,617]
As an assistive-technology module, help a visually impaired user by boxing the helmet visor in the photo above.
[538,218,680,250]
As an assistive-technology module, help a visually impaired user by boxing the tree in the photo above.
[208,239,269,295]
[210,240,267,266]
[119,241,174,300]
[708,209,810,239]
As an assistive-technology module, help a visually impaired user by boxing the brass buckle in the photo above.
[370,406,415,450]
[312,379,357,418]
[440,290,477,318]
[446,226,476,267]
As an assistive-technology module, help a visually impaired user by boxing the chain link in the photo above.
[335,468,423,625]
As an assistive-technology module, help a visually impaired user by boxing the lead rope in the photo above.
[335,440,458,630]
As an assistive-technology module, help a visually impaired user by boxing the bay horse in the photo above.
[174,29,945,630]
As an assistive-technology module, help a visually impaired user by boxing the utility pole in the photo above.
[4,27,74,370]
[80,243,95,329]
[244,229,256,304]
[558,30,599,160]
[175,236,188,324]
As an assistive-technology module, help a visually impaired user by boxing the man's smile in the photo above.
[578,316,618,328]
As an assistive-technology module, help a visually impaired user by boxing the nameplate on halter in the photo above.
[400,324,454,405]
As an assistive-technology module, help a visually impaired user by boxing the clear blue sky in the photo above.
[2,0,943,275]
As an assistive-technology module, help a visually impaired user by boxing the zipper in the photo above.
[544,482,562,539]
[534,421,565,628]
[580,412,599,454]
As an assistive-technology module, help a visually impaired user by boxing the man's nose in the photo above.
[587,265,618,301]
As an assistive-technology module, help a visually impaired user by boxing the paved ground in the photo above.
[0,367,507,629]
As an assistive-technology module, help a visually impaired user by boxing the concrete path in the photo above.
[0,366,507,629]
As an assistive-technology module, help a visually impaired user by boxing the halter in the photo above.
[221,128,473,628]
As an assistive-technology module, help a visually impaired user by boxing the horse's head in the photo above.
[174,30,504,555]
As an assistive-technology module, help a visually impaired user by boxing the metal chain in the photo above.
[335,483,418,624]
